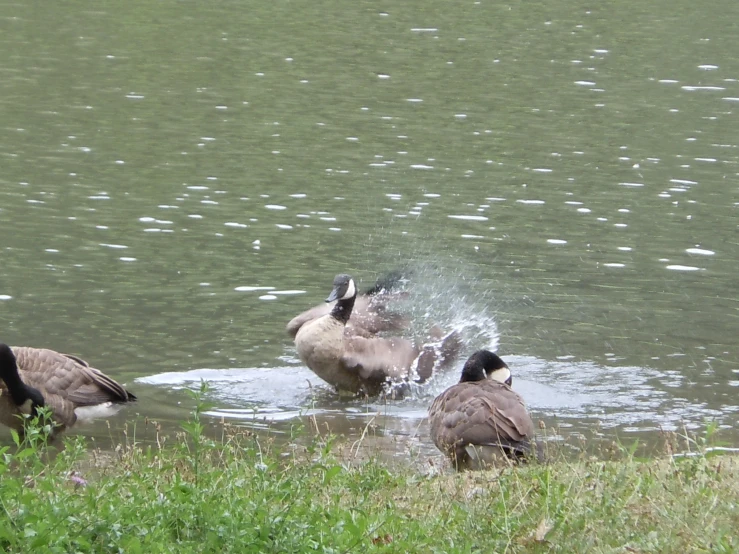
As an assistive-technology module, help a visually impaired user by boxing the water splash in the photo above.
[387,260,500,356]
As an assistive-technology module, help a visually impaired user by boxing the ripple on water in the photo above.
[137,366,317,412]
[447,215,488,221]
[511,356,722,431]
[234,286,275,292]
[681,85,725,91]
[138,352,718,436]
[686,248,714,255]
[666,265,702,271]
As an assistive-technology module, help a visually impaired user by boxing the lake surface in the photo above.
[1,1,737,461]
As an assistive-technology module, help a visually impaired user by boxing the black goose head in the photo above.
[325,274,356,303]
[0,343,46,413]
[325,274,357,325]
[459,350,512,386]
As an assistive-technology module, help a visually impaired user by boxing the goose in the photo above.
[287,271,409,339]
[428,350,534,470]
[0,343,136,437]
[294,274,460,396]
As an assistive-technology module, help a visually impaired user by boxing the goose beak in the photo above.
[325,287,340,303]
[505,375,513,387]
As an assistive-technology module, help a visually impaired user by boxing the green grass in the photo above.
[1,390,737,553]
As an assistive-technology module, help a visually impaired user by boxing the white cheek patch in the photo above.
[490,366,511,384]
[342,279,356,300]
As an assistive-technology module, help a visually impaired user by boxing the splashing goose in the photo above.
[293,274,460,396]
[0,343,136,437]
[428,350,534,470]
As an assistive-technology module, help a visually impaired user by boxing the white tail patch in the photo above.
[74,402,124,423]
[489,366,511,384]
[464,444,510,470]
[342,279,356,300]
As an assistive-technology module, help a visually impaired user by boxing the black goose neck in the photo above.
[460,350,507,383]
[331,295,356,325]
[1,362,35,407]
[459,367,486,383]
[0,345,45,409]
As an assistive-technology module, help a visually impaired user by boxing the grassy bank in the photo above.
[1,396,737,553]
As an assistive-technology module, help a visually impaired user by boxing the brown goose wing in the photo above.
[340,335,419,381]
[11,347,135,406]
[286,304,331,338]
[429,381,534,453]
[348,294,409,336]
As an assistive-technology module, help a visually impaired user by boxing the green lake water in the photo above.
[1,0,737,460]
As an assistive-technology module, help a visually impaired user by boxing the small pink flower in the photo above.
[68,473,88,487]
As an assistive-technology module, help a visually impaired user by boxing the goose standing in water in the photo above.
[293,274,460,396]
[0,343,136,438]
[428,350,534,470]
